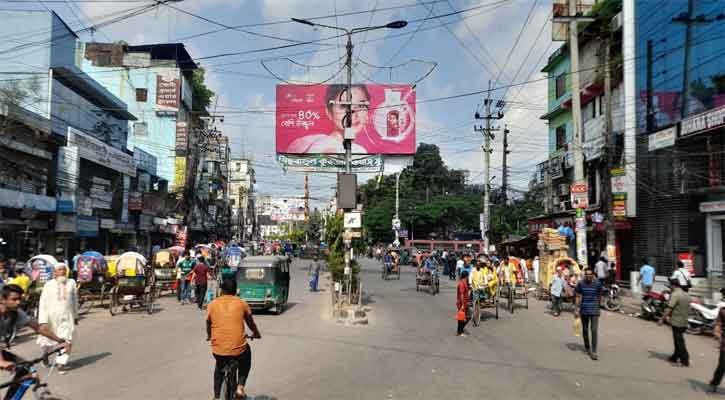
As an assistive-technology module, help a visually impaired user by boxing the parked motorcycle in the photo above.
[641,287,671,320]
[687,299,725,335]
[602,283,621,311]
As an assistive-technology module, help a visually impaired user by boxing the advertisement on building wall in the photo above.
[276,153,383,173]
[275,84,416,155]
[175,122,188,154]
[67,127,136,177]
[174,157,186,190]
[56,146,79,213]
[156,74,180,112]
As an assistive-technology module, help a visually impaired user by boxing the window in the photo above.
[135,88,148,102]
[555,74,567,98]
[133,122,147,137]
[556,125,567,150]
[96,52,111,66]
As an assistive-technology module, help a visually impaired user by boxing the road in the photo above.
[5,258,721,399]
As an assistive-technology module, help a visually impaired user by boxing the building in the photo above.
[0,10,137,259]
[534,0,637,277]
[228,159,256,242]
[633,0,725,294]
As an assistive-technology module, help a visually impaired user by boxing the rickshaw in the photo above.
[471,264,500,326]
[152,248,178,296]
[23,255,58,319]
[194,244,212,260]
[415,256,440,295]
[104,255,119,279]
[536,256,581,311]
[497,257,529,313]
[76,251,111,315]
[168,246,185,258]
[109,252,155,315]
[237,256,290,315]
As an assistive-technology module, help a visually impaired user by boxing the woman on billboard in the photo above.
[288,85,370,154]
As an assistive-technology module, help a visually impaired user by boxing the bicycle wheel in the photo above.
[78,288,94,316]
[221,365,238,400]
[109,288,120,316]
[508,286,514,314]
[472,299,481,327]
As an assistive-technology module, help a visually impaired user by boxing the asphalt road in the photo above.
[4,258,723,399]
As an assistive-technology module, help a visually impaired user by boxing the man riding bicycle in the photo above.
[207,278,261,400]
[0,284,70,399]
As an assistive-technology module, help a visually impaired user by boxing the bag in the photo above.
[456,309,466,321]
[573,317,582,337]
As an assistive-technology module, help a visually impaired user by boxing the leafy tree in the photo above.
[191,68,215,113]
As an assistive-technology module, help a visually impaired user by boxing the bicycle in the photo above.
[0,347,68,400]
[211,336,256,400]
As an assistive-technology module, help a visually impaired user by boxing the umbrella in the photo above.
[82,251,104,259]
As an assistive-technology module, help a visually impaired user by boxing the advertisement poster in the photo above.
[175,122,188,154]
[156,74,180,111]
[678,252,695,276]
[276,154,382,173]
[174,157,186,190]
[275,84,416,155]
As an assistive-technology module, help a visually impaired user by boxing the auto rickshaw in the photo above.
[237,256,290,314]
[153,248,178,295]
[76,251,111,315]
[109,252,154,315]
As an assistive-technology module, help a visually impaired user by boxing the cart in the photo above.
[415,267,439,295]
[109,252,155,315]
[76,251,111,315]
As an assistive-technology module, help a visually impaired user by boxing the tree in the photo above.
[191,68,215,113]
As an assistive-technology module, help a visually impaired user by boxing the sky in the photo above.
[1,0,556,207]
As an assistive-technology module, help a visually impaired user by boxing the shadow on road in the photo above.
[248,395,279,400]
[688,379,719,395]
[566,342,587,353]
[647,350,672,362]
[68,352,112,371]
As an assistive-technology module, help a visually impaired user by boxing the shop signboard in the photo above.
[678,252,696,276]
[613,193,627,217]
[174,157,186,191]
[156,73,180,112]
[175,122,188,154]
[343,212,362,229]
[99,218,115,229]
[570,183,588,209]
[128,192,143,211]
[648,126,677,151]
[175,226,187,247]
[611,168,627,194]
[67,128,136,177]
[681,104,725,138]
[121,175,130,223]
[275,84,416,155]
[55,213,76,233]
[77,216,99,237]
[549,153,564,179]
[133,148,158,176]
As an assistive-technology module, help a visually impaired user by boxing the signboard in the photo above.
[681,104,725,137]
[156,74,180,111]
[276,154,383,173]
[398,229,409,238]
[576,234,587,266]
[128,192,143,211]
[77,216,99,237]
[648,126,677,151]
[55,213,77,233]
[549,153,564,179]
[121,175,129,223]
[175,122,188,154]
[100,218,115,229]
[611,168,626,194]
[174,157,186,190]
[678,252,695,276]
[175,226,187,247]
[613,193,627,217]
[552,0,596,41]
[134,147,158,176]
[275,84,416,155]
[67,128,136,177]
[575,217,586,230]
[343,212,362,229]
[56,146,79,212]
[570,183,588,209]
[583,135,605,161]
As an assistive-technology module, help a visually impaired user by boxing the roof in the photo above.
[52,65,136,121]
[243,256,286,266]
[126,43,198,71]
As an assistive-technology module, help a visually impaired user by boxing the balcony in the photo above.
[0,188,56,212]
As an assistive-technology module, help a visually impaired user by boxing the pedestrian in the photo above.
[37,263,78,374]
[192,257,211,310]
[309,256,322,292]
[660,278,691,367]
[709,289,725,393]
[638,257,655,294]
[550,269,565,317]
[533,256,540,285]
[178,254,195,305]
[574,268,603,360]
[594,257,608,282]
[456,270,470,337]
[455,254,465,280]
[670,260,692,292]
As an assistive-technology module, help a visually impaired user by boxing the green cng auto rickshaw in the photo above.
[237,256,290,314]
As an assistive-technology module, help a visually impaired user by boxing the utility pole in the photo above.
[304,174,310,223]
[474,81,502,254]
[673,0,713,119]
[645,39,655,132]
[501,125,510,205]
[602,33,616,273]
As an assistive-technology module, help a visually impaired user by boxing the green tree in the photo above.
[191,68,215,112]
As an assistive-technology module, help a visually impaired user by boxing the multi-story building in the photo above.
[0,10,137,258]
[229,159,256,242]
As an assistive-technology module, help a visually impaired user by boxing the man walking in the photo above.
[709,299,725,393]
[575,268,603,360]
[192,256,211,310]
[532,256,540,285]
[594,257,608,282]
[456,271,470,337]
[37,263,78,374]
[550,270,565,317]
[309,256,323,292]
[671,260,692,292]
[177,254,195,305]
[638,257,655,294]
[660,279,691,367]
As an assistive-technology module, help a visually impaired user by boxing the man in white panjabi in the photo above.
[37,263,78,374]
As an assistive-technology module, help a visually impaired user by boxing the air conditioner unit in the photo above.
[558,183,570,196]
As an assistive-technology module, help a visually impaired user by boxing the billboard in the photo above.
[276,84,416,155]
[156,73,180,112]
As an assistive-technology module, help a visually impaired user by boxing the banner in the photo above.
[276,154,382,173]
[175,122,188,154]
[174,157,186,190]
[276,84,416,155]
[156,74,180,112]
[67,128,136,177]
[57,146,79,213]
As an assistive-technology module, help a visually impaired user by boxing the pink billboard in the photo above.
[276,84,416,155]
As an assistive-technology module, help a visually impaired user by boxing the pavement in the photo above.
[4,258,724,399]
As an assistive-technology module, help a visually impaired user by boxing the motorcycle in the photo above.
[687,299,725,335]
[640,287,671,320]
[602,283,621,312]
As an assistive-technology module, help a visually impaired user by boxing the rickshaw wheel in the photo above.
[275,302,285,315]
[78,288,93,316]
[495,295,499,319]
[146,292,155,315]
[472,299,481,327]
[109,288,120,316]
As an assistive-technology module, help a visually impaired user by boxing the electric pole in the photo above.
[474,81,502,254]
[304,174,310,223]
[602,33,616,272]
[501,125,510,205]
